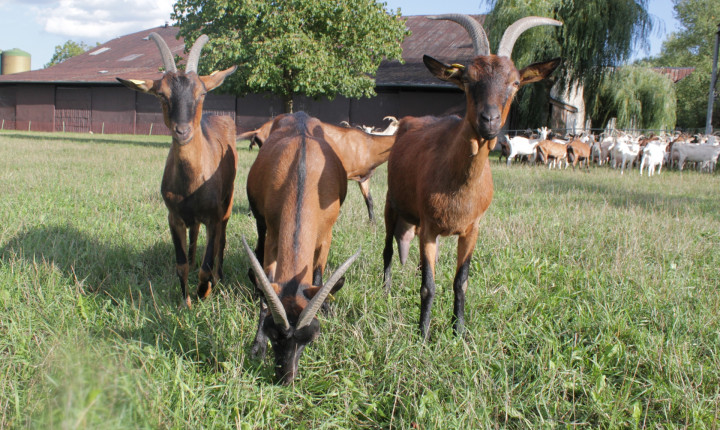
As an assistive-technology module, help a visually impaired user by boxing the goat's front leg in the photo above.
[419,228,438,341]
[197,220,218,299]
[168,212,191,308]
[453,225,478,336]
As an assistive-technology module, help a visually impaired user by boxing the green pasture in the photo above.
[0,131,718,428]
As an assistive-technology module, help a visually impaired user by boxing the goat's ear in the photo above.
[518,57,561,87]
[423,55,465,89]
[200,65,238,92]
[116,77,154,93]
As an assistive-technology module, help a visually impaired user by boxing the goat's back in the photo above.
[247,113,348,281]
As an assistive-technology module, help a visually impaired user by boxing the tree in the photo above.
[45,41,94,68]
[647,0,720,129]
[590,66,676,130]
[482,0,655,129]
[172,0,409,113]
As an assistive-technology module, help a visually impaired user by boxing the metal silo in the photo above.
[1,48,31,75]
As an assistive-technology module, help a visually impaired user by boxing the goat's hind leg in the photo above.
[197,220,219,300]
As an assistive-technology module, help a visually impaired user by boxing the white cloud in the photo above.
[32,0,175,41]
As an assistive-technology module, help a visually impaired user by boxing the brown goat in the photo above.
[237,119,274,150]
[567,138,591,170]
[245,112,360,384]
[536,139,568,168]
[242,118,396,222]
[117,33,237,307]
[321,123,396,222]
[383,15,561,339]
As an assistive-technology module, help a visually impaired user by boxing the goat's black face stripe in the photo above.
[169,75,197,125]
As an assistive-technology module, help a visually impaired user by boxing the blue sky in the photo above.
[0,0,679,70]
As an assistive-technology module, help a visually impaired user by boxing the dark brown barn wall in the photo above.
[16,84,55,132]
[135,92,168,136]
[294,95,350,125]
[0,86,16,130]
[92,86,135,134]
[235,92,283,132]
[350,91,401,128]
[397,88,465,118]
[55,87,91,133]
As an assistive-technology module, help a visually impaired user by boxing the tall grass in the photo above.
[1,130,718,428]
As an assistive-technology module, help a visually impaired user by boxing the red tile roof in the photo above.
[652,67,694,83]
[0,16,483,87]
[0,25,183,84]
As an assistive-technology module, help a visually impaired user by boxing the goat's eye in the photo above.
[513,80,520,87]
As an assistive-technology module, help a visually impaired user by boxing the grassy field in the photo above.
[0,130,718,428]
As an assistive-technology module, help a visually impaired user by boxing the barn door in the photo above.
[55,87,91,133]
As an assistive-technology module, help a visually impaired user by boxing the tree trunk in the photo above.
[283,94,294,113]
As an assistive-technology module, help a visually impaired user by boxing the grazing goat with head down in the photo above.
[383,14,561,339]
[117,33,238,307]
[245,112,361,384]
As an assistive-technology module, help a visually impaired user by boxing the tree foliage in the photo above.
[45,41,94,68]
[647,0,720,129]
[482,0,654,129]
[172,0,409,112]
[591,66,676,130]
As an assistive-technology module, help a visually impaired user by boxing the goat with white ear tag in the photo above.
[117,32,238,307]
[382,15,562,339]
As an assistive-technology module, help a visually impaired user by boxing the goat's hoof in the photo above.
[197,281,212,299]
[179,296,192,309]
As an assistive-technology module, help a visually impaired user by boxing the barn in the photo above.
[0,16,593,136]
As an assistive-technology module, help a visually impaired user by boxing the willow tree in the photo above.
[482,0,654,129]
[647,0,720,129]
[172,0,409,113]
[592,66,676,130]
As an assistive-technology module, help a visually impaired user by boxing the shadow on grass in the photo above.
[0,130,170,149]
[0,223,269,377]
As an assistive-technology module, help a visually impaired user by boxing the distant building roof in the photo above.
[0,25,182,84]
[651,67,694,83]
[0,16,484,88]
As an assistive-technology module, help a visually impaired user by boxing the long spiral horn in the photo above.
[428,14,490,56]
[185,34,209,74]
[296,248,361,330]
[241,236,290,332]
[497,17,562,59]
[148,32,177,73]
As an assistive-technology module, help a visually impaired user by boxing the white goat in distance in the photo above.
[504,127,549,166]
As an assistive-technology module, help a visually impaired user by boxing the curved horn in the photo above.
[241,236,290,332]
[185,34,209,74]
[296,248,361,330]
[428,14,490,56]
[497,16,562,59]
[148,32,177,73]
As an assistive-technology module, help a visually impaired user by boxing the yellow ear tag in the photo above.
[451,63,466,69]
[210,70,219,76]
[129,79,147,86]
[326,293,336,303]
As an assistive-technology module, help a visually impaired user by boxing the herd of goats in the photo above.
[113,13,709,385]
[496,126,720,175]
